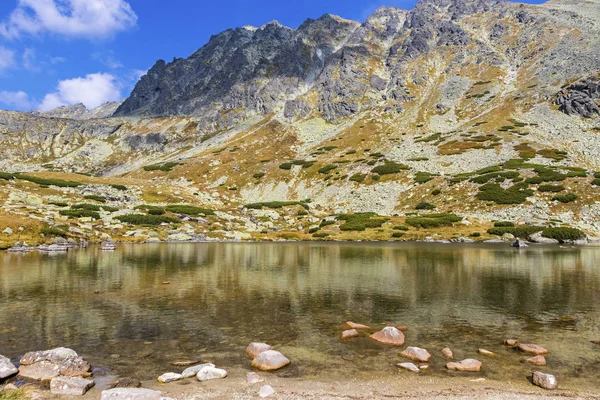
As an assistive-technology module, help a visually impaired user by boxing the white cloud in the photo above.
[92,51,123,69]
[0,90,32,109]
[0,46,16,71]
[39,72,122,111]
[0,0,138,39]
[22,48,40,71]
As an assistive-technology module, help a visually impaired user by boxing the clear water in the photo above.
[1,243,599,389]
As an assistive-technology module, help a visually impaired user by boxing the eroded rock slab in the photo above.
[532,371,557,390]
[259,385,276,398]
[369,327,405,346]
[20,347,91,377]
[50,376,95,396]
[251,350,291,371]
[446,359,482,372]
[19,361,61,381]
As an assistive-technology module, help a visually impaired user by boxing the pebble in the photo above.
[181,363,215,378]
[101,388,162,400]
[196,366,228,382]
[157,373,183,383]
[341,329,359,340]
[518,344,549,355]
[441,348,454,359]
[246,343,273,359]
[251,350,291,371]
[400,347,431,363]
[259,385,276,398]
[446,359,483,372]
[532,371,558,390]
[343,321,371,330]
[246,372,264,384]
[369,327,405,346]
[397,362,420,373]
[526,356,547,366]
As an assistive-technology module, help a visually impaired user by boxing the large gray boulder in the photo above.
[19,347,91,381]
[0,355,18,379]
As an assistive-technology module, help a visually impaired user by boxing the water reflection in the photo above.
[0,243,599,387]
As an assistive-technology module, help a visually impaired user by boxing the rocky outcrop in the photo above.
[19,348,91,381]
[554,76,600,118]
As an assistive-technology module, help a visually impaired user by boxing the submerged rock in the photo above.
[446,359,482,372]
[512,239,528,248]
[157,373,183,383]
[251,350,291,371]
[0,355,18,379]
[343,321,371,330]
[246,372,264,384]
[50,376,95,396]
[504,339,519,346]
[19,347,91,378]
[110,378,141,388]
[341,329,359,340]
[397,362,420,373]
[196,366,227,382]
[532,371,558,390]
[400,347,431,363]
[526,356,547,366]
[441,348,454,359]
[259,385,276,398]
[369,327,405,346]
[246,343,273,359]
[478,349,497,357]
[101,388,162,400]
[181,363,215,378]
[518,344,549,355]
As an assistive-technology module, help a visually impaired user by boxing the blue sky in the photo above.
[0,0,546,112]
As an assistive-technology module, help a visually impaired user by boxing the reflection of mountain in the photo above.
[0,243,599,382]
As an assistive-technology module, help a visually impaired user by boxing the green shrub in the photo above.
[525,177,544,185]
[313,232,330,238]
[253,172,266,179]
[392,232,404,238]
[318,165,337,174]
[476,183,533,204]
[245,201,306,210]
[371,161,409,175]
[297,210,308,216]
[431,189,441,196]
[487,225,544,239]
[394,225,409,231]
[592,178,600,186]
[49,201,68,207]
[72,203,101,211]
[17,174,82,187]
[470,171,520,184]
[84,195,106,203]
[143,162,179,172]
[59,209,100,220]
[148,209,165,215]
[566,170,587,178]
[541,227,585,242]
[292,160,315,168]
[538,184,565,192]
[349,173,366,183]
[166,205,215,215]
[308,227,320,234]
[415,202,436,210]
[116,214,180,226]
[406,213,462,228]
[595,172,600,179]
[337,213,388,231]
[279,163,293,170]
[320,220,335,227]
[40,227,68,237]
[415,172,433,184]
[470,232,482,237]
[494,221,515,227]
[0,172,16,180]
[372,174,381,181]
[110,184,127,191]
[552,193,577,203]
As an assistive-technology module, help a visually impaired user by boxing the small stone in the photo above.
[196,366,227,382]
[446,359,483,372]
[441,348,454,359]
[397,362,420,373]
[518,344,549,355]
[532,371,557,390]
[101,388,162,400]
[526,356,547,366]
[50,376,95,396]
[251,350,291,371]
[259,385,276,398]
[478,349,497,357]
[246,372,264,384]
[341,329,359,340]
[504,339,519,346]
[419,365,429,370]
[343,321,371,330]
[246,343,273,359]
[369,327,405,346]
[157,373,183,383]
[181,363,215,378]
[396,326,408,332]
[400,347,431,363]
[0,355,18,379]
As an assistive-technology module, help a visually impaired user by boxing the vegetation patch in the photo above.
[415,172,434,184]
[166,205,215,215]
[406,213,462,228]
[552,193,577,203]
[494,221,515,227]
[392,232,404,238]
[83,195,106,203]
[143,162,179,172]
[542,227,585,242]
[41,227,68,237]
[538,184,564,193]
[487,225,544,239]
[110,184,127,191]
[349,173,366,183]
[17,174,82,188]
[415,202,436,210]
[49,201,68,207]
[371,161,409,175]
[253,172,266,179]
[336,213,388,231]
[313,232,330,238]
[394,225,409,231]
[59,209,101,220]
[476,183,533,204]
[592,178,600,186]
[470,171,520,184]
[279,163,293,170]
[116,214,180,226]
[318,165,337,174]
[245,201,307,210]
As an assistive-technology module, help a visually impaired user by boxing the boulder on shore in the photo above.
[251,350,291,371]
[246,343,273,359]
[532,371,557,390]
[181,363,215,378]
[369,327,405,346]
[50,376,95,396]
[400,347,431,363]
[446,359,482,372]
[19,347,91,378]
[157,373,183,383]
[196,366,227,382]
[0,355,18,379]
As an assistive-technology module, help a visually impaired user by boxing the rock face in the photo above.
[246,343,273,359]
[370,327,405,346]
[50,376,95,396]
[446,359,483,372]
[400,347,431,362]
[196,366,228,381]
[0,355,18,379]
[181,363,215,378]
[251,350,291,371]
[19,347,91,378]
[518,344,549,356]
[532,371,558,390]
[101,388,162,400]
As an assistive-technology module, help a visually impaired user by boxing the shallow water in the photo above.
[0,243,599,389]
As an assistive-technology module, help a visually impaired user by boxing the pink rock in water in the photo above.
[518,344,549,355]
[343,321,371,330]
[441,348,454,359]
[246,343,273,359]
[251,350,291,371]
[400,347,431,363]
[341,329,359,340]
[526,356,547,366]
[446,359,483,372]
[504,339,519,346]
[370,327,405,346]
[532,371,557,390]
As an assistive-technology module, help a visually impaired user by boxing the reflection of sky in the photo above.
[0,243,599,385]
